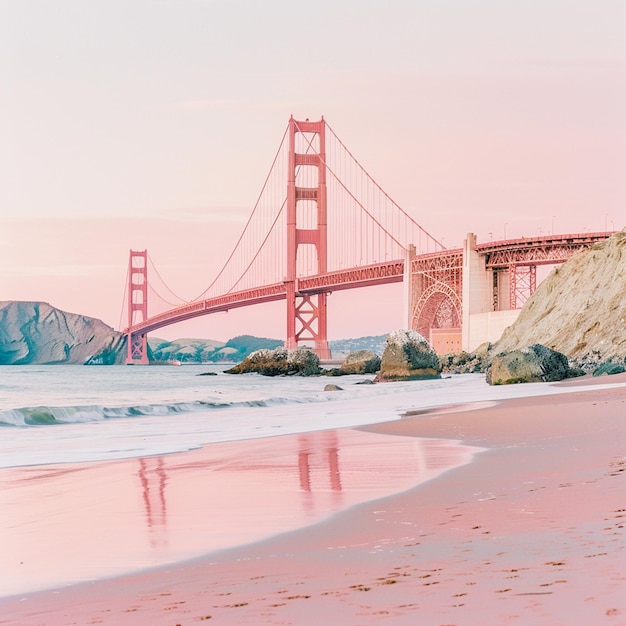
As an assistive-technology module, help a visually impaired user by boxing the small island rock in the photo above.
[225,347,320,376]
[324,384,343,391]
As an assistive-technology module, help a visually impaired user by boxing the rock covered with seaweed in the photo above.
[224,347,321,376]
[326,350,381,376]
[486,343,573,385]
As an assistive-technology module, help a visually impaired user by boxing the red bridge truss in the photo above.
[407,231,613,352]
[476,232,611,266]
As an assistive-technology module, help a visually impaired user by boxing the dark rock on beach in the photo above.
[339,350,381,374]
[592,361,626,377]
[324,384,343,391]
[486,343,569,385]
[565,367,586,379]
[440,343,492,375]
[375,329,441,382]
[326,349,381,376]
[225,347,321,376]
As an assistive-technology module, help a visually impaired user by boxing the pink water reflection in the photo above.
[0,429,480,597]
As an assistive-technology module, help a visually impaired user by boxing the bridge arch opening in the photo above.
[412,284,462,355]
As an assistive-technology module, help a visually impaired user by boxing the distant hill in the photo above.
[148,337,226,363]
[0,301,125,365]
[0,300,390,365]
[148,334,282,363]
[150,334,388,363]
[329,335,387,357]
[148,334,389,363]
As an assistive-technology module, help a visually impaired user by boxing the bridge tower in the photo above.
[126,249,149,365]
[285,116,331,359]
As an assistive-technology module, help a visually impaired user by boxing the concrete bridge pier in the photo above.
[461,233,523,352]
[461,233,493,352]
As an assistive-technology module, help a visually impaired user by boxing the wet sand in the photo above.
[1,374,625,625]
[0,429,477,599]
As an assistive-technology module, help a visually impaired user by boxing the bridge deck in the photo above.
[125,232,614,337]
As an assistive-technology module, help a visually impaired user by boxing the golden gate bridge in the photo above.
[122,117,613,364]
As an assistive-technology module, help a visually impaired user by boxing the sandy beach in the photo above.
[1,374,625,625]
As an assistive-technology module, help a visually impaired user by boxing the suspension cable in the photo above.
[189,123,290,302]
[325,121,445,249]
[117,262,129,332]
[147,253,188,304]
[147,283,184,308]
[226,199,287,293]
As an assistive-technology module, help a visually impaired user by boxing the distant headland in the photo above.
[0,300,387,366]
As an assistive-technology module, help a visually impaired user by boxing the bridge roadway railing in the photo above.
[296,259,405,294]
[125,282,288,336]
[125,260,408,337]
[477,231,614,267]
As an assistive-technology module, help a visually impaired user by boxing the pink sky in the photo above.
[1,1,624,341]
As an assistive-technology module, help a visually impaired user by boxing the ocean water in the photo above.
[0,364,618,470]
[0,363,448,468]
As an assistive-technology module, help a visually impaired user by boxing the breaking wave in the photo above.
[0,398,292,427]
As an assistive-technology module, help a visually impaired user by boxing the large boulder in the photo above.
[440,347,491,374]
[225,347,320,376]
[486,344,569,385]
[375,330,441,381]
[340,349,381,374]
[592,361,626,377]
[326,349,381,376]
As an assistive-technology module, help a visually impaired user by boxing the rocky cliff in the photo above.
[493,228,626,361]
[0,301,126,365]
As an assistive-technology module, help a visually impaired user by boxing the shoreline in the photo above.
[0,422,481,599]
[1,374,625,624]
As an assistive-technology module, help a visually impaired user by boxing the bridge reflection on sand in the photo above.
[0,429,479,597]
[134,430,477,559]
